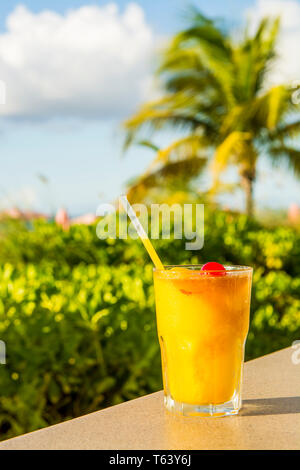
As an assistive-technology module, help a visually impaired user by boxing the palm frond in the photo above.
[269,145,300,176]
[136,140,160,153]
[270,120,300,140]
[219,105,246,135]
[213,131,253,173]
[251,17,279,91]
[148,134,210,170]
[159,15,234,106]
[123,92,218,151]
[234,85,290,132]
[127,156,208,202]
[266,85,289,129]
[233,17,279,101]
[164,70,216,95]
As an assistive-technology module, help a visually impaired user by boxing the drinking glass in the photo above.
[153,265,253,417]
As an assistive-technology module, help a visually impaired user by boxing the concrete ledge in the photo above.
[0,347,299,450]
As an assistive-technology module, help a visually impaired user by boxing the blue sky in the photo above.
[0,1,249,33]
[1,0,300,215]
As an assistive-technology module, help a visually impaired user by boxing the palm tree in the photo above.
[123,9,300,216]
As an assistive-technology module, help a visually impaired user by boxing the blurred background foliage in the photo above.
[0,211,299,440]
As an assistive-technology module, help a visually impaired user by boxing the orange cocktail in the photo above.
[154,265,252,417]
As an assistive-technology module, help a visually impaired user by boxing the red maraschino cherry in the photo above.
[201,262,226,276]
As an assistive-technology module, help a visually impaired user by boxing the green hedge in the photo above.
[1,213,299,274]
[0,212,299,440]
[0,263,160,438]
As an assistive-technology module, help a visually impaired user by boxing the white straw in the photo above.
[119,195,164,270]
[120,195,148,240]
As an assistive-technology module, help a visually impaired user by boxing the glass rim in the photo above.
[153,264,253,274]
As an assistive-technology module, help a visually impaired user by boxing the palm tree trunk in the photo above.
[241,173,254,217]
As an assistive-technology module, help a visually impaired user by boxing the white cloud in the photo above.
[0,3,155,120]
[246,0,300,84]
